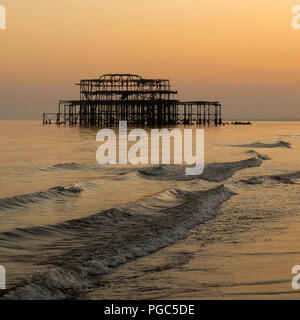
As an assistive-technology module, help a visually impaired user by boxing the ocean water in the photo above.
[0,120,299,299]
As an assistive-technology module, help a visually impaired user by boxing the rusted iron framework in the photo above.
[43,74,222,127]
[179,101,222,125]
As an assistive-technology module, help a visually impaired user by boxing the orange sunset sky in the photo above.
[0,0,299,120]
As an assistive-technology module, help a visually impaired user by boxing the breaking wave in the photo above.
[3,185,235,300]
[230,140,291,149]
[138,157,263,182]
[0,184,83,210]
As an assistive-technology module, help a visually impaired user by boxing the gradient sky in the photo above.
[0,0,299,120]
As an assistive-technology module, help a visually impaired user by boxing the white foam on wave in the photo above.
[4,185,235,300]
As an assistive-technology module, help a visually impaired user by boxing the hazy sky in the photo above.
[0,0,299,120]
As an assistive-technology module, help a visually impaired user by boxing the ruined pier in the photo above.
[43,74,222,127]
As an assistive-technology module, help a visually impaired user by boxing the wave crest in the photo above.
[138,157,263,182]
[230,140,291,149]
[0,184,83,210]
[3,185,235,300]
[244,150,271,160]
[240,171,300,185]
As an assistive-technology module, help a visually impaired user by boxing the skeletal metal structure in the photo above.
[43,74,222,127]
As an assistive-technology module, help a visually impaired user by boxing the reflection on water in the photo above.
[0,120,299,299]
